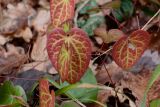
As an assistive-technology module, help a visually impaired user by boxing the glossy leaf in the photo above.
[77,0,97,14]
[78,16,105,36]
[59,69,98,102]
[112,30,151,70]
[50,0,75,28]
[112,0,134,21]
[0,81,27,106]
[87,0,121,13]
[47,28,91,83]
[39,79,55,107]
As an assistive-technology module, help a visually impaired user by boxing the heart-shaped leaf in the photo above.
[50,0,75,28]
[39,79,55,107]
[47,28,91,83]
[112,30,151,70]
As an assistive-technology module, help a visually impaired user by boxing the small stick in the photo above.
[141,9,160,30]
[136,15,140,29]
[93,47,112,62]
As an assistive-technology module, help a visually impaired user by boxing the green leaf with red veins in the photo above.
[39,79,55,107]
[112,30,151,70]
[47,28,91,83]
[50,0,75,28]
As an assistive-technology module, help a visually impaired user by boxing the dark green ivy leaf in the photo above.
[112,0,134,21]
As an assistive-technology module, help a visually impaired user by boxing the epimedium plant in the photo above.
[45,0,152,106]
[46,0,156,106]
[0,0,158,107]
[47,0,92,84]
[47,0,151,83]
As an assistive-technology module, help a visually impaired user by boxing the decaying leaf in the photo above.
[39,79,55,107]
[112,30,151,70]
[32,9,50,32]
[22,60,58,74]
[50,0,75,28]
[47,28,91,83]
[15,27,33,42]
[0,44,27,75]
[95,62,155,106]
[0,54,27,75]
[0,35,10,45]
[0,2,35,35]
[94,27,124,43]
[31,35,47,61]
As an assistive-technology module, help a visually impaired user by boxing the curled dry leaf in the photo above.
[15,27,33,42]
[39,0,50,9]
[0,44,26,75]
[94,27,124,43]
[5,44,25,57]
[22,60,58,74]
[31,35,47,61]
[47,28,91,83]
[0,2,35,35]
[0,54,27,75]
[0,35,10,45]
[32,9,50,32]
[112,30,151,70]
[50,0,75,28]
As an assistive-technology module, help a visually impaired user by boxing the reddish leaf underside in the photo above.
[39,79,55,107]
[50,0,75,28]
[112,30,151,70]
[47,28,91,83]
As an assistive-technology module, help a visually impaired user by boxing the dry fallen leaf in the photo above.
[94,27,124,43]
[4,44,25,57]
[32,9,50,32]
[0,35,10,45]
[0,2,35,36]
[95,61,159,106]
[22,60,58,74]
[0,44,27,75]
[31,35,47,61]
[149,30,160,52]
[14,27,33,42]
[0,54,27,75]
[39,0,50,9]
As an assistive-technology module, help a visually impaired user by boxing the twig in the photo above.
[74,0,90,27]
[141,9,160,30]
[136,15,140,29]
[93,47,112,62]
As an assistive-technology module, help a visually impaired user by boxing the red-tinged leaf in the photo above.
[39,79,55,107]
[112,30,151,70]
[50,0,75,28]
[47,28,91,83]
